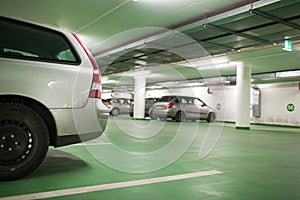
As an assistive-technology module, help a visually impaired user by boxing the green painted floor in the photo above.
[1,116,300,199]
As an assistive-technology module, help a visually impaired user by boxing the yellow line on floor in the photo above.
[1,170,223,200]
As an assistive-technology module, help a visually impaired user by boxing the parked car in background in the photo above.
[145,97,159,117]
[102,98,112,107]
[107,98,133,116]
[0,16,109,180]
[149,95,216,122]
[129,97,159,117]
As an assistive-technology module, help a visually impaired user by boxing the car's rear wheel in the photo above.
[0,103,49,180]
[175,111,185,122]
[111,108,120,116]
[207,112,216,123]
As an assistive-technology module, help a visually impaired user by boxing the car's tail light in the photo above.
[167,102,174,109]
[72,33,101,99]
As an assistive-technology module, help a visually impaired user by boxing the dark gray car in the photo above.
[129,97,159,117]
[145,98,159,117]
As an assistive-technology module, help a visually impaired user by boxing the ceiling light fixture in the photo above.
[276,70,300,78]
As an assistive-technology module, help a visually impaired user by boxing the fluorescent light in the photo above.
[276,70,300,78]
[183,56,230,69]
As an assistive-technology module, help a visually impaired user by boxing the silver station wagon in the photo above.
[149,95,216,123]
[0,16,109,180]
[107,98,133,116]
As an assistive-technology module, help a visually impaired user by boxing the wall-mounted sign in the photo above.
[287,103,295,112]
[216,103,222,110]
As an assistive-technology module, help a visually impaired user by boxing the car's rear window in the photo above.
[157,96,174,102]
[0,16,80,64]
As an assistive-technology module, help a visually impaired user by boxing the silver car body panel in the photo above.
[0,17,109,145]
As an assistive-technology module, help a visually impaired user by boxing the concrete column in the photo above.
[235,62,251,130]
[133,76,146,119]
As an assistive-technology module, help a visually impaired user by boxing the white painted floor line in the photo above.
[1,170,223,200]
[72,142,112,146]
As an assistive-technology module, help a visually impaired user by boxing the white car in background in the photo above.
[0,16,109,180]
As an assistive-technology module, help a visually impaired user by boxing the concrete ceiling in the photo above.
[0,0,252,47]
[1,0,300,90]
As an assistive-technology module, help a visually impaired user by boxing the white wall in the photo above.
[251,83,300,126]
[102,92,132,100]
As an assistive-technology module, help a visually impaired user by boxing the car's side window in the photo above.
[3,48,39,58]
[180,98,188,104]
[186,98,193,104]
[0,17,80,65]
[57,49,77,62]
[194,98,204,106]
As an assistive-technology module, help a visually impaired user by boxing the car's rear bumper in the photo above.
[51,99,110,147]
[152,109,175,118]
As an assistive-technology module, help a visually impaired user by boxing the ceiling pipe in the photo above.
[251,9,300,30]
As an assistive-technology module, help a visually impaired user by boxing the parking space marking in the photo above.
[73,142,112,146]
[1,170,223,200]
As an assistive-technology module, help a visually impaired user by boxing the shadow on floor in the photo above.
[28,148,89,179]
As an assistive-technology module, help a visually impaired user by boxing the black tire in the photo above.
[175,111,185,122]
[207,112,216,123]
[0,103,49,181]
[111,108,119,117]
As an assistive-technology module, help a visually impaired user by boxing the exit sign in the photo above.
[283,39,293,52]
